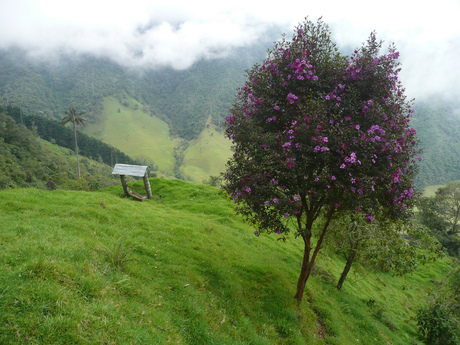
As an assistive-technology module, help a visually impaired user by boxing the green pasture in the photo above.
[181,121,232,183]
[0,178,452,344]
[84,96,177,176]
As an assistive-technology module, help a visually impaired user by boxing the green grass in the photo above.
[84,96,177,176]
[0,179,454,344]
[84,97,233,184]
[423,180,460,197]
[180,119,232,183]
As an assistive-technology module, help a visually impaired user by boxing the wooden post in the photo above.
[120,174,130,197]
[143,173,153,199]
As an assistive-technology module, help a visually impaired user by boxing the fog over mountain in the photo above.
[1,0,459,100]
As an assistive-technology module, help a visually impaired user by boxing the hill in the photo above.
[0,106,122,190]
[0,178,454,344]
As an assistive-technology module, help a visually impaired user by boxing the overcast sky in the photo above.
[1,0,459,99]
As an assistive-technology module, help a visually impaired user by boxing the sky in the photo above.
[1,0,459,99]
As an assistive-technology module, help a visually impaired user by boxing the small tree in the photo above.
[223,18,420,301]
[432,182,460,236]
[328,212,440,290]
[419,182,460,256]
[61,106,87,179]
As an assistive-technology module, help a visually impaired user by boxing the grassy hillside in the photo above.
[0,110,117,191]
[84,96,177,176]
[181,118,232,183]
[0,179,453,344]
[85,96,233,183]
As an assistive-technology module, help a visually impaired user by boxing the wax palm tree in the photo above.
[61,106,86,179]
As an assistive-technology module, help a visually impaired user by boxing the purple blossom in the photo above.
[284,213,289,218]
[264,201,270,206]
[254,230,260,237]
[273,198,279,203]
[287,93,299,104]
[366,213,374,223]
[293,195,300,202]
[274,105,280,110]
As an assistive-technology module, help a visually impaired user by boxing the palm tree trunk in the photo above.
[73,122,81,179]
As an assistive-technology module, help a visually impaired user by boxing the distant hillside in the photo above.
[0,43,267,140]
[2,46,460,187]
[411,98,460,188]
[0,106,121,190]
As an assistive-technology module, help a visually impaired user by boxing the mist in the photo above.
[1,0,459,100]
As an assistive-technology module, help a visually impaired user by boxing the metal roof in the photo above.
[112,164,149,177]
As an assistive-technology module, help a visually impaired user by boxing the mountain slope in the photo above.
[0,107,117,190]
[84,96,177,176]
[2,47,460,187]
[412,98,460,188]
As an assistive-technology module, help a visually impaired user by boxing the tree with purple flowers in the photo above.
[222,18,421,301]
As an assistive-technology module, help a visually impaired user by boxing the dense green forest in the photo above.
[1,46,460,188]
[412,98,460,187]
[0,44,267,140]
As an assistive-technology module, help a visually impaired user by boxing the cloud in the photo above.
[0,0,459,98]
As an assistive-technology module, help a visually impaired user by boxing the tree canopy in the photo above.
[223,18,420,300]
[61,106,87,179]
[419,182,460,257]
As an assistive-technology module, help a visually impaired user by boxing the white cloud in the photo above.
[0,0,459,97]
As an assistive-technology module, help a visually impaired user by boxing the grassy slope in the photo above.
[0,178,453,344]
[84,96,176,176]
[84,96,233,184]
[181,119,232,183]
[423,180,460,197]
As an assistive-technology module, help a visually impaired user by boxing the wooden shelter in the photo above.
[112,164,153,201]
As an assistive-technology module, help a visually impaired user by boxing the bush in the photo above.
[416,293,460,344]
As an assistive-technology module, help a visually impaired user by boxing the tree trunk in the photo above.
[336,250,357,290]
[74,123,81,179]
[294,234,312,301]
[294,210,334,301]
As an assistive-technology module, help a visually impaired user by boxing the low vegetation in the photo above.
[0,178,455,344]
